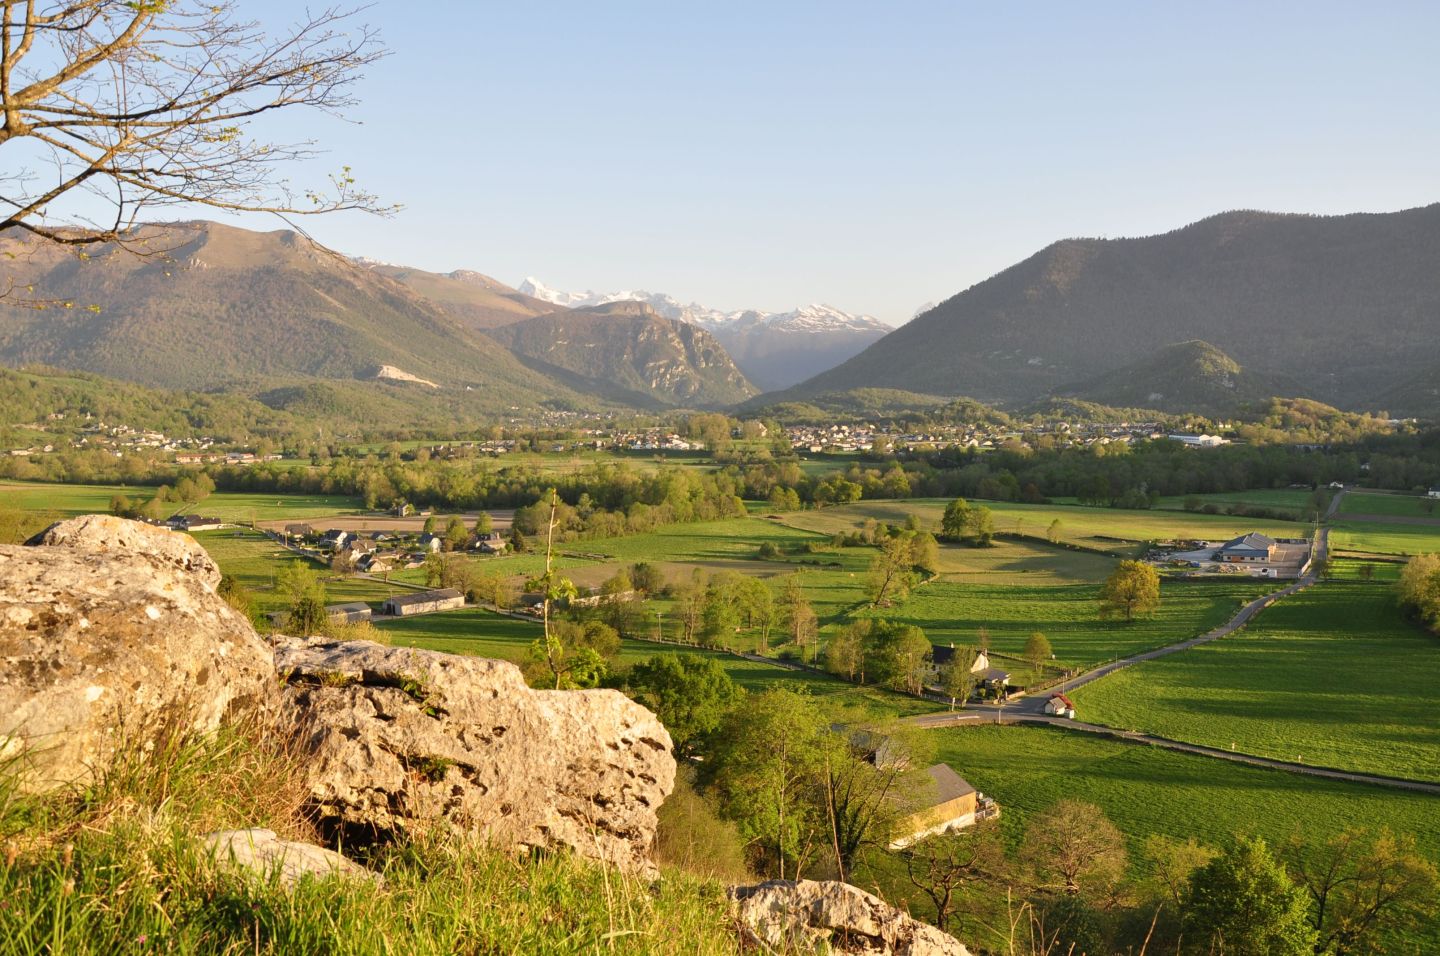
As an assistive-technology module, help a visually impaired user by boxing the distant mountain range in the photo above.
[772,204,1440,416]
[0,222,763,416]
[492,302,756,408]
[4,204,1440,423]
[517,278,893,390]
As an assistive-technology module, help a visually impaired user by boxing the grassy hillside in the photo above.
[0,223,588,413]
[777,204,1440,413]
[1053,340,1299,415]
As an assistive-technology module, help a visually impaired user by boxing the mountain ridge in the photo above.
[768,204,1440,413]
[516,278,892,390]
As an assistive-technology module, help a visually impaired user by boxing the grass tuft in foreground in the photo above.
[0,723,741,955]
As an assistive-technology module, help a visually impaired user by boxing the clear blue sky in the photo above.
[232,1,1438,324]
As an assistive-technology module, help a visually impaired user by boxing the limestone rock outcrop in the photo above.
[0,538,274,794]
[202,829,379,886]
[730,879,972,956]
[275,637,675,876]
[27,514,222,590]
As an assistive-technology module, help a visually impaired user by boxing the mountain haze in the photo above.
[775,205,1440,413]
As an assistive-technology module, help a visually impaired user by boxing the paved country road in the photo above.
[911,524,1333,725]
[901,490,1440,795]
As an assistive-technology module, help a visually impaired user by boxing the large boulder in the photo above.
[0,532,274,794]
[730,880,972,956]
[27,514,222,590]
[275,638,675,877]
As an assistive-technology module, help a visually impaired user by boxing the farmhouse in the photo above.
[176,515,223,531]
[889,764,998,849]
[319,529,351,551]
[382,588,464,616]
[283,523,313,539]
[1215,532,1277,564]
[326,602,373,625]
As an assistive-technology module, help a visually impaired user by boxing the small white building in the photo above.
[1044,693,1076,718]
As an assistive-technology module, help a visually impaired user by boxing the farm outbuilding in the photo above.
[889,764,999,849]
[381,588,464,617]
[326,602,373,625]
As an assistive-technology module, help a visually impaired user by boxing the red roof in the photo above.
[1050,693,1074,709]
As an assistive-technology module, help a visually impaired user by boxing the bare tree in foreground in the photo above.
[0,0,391,267]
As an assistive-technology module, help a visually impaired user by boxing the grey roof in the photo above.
[384,588,463,608]
[1218,532,1276,553]
[924,764,976,804]
[326,602,371,613]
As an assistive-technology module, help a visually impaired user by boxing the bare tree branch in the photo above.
[0,0,393,266]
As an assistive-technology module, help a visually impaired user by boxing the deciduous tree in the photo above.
[1184,836,1316,956]
[1021,799,1128,899]
[626,654,743,756]
[1282,828,1439,955]
[1099,560,1161,622]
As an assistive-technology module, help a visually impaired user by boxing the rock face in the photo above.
[275,637,675,876]
[27,514,222,590]
[0,529,273,793]
[730,880,972,956]
[202,829,379,886]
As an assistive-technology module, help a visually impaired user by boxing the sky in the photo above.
[214,1,1438,324]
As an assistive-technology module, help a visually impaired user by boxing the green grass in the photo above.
[381,606,935,719]
[860,723,1440,952]
[1069,575,1440,782]
[0,480,360,521]
[780,498,1309,556]
[877,578,1272,669]
[1329,519,1440,556]
[1149,489,1319,513]
[0,726,739,955]
[1340,491,1440,518]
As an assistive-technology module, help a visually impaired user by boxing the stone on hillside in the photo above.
[202,829,379,886]
[0,541,274,794]
[729,879,972,956]
[27,514,222,590]
[275,637,674,877]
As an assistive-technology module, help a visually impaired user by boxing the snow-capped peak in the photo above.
[516,278,894,333]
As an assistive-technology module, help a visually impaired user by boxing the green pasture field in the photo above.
[379,606,934,719]
[931,536,1118,584]
[0,481,137,516]
[1149,488,1318,514]
[875,578,1271,669]
[779,498,1309,555]
[1329,519,1440,556]
[1340,490,1440,517]
[0,480,360,522]
[857,724,1440,952]
[1069,575,1440,782]
[193,529,420,615]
